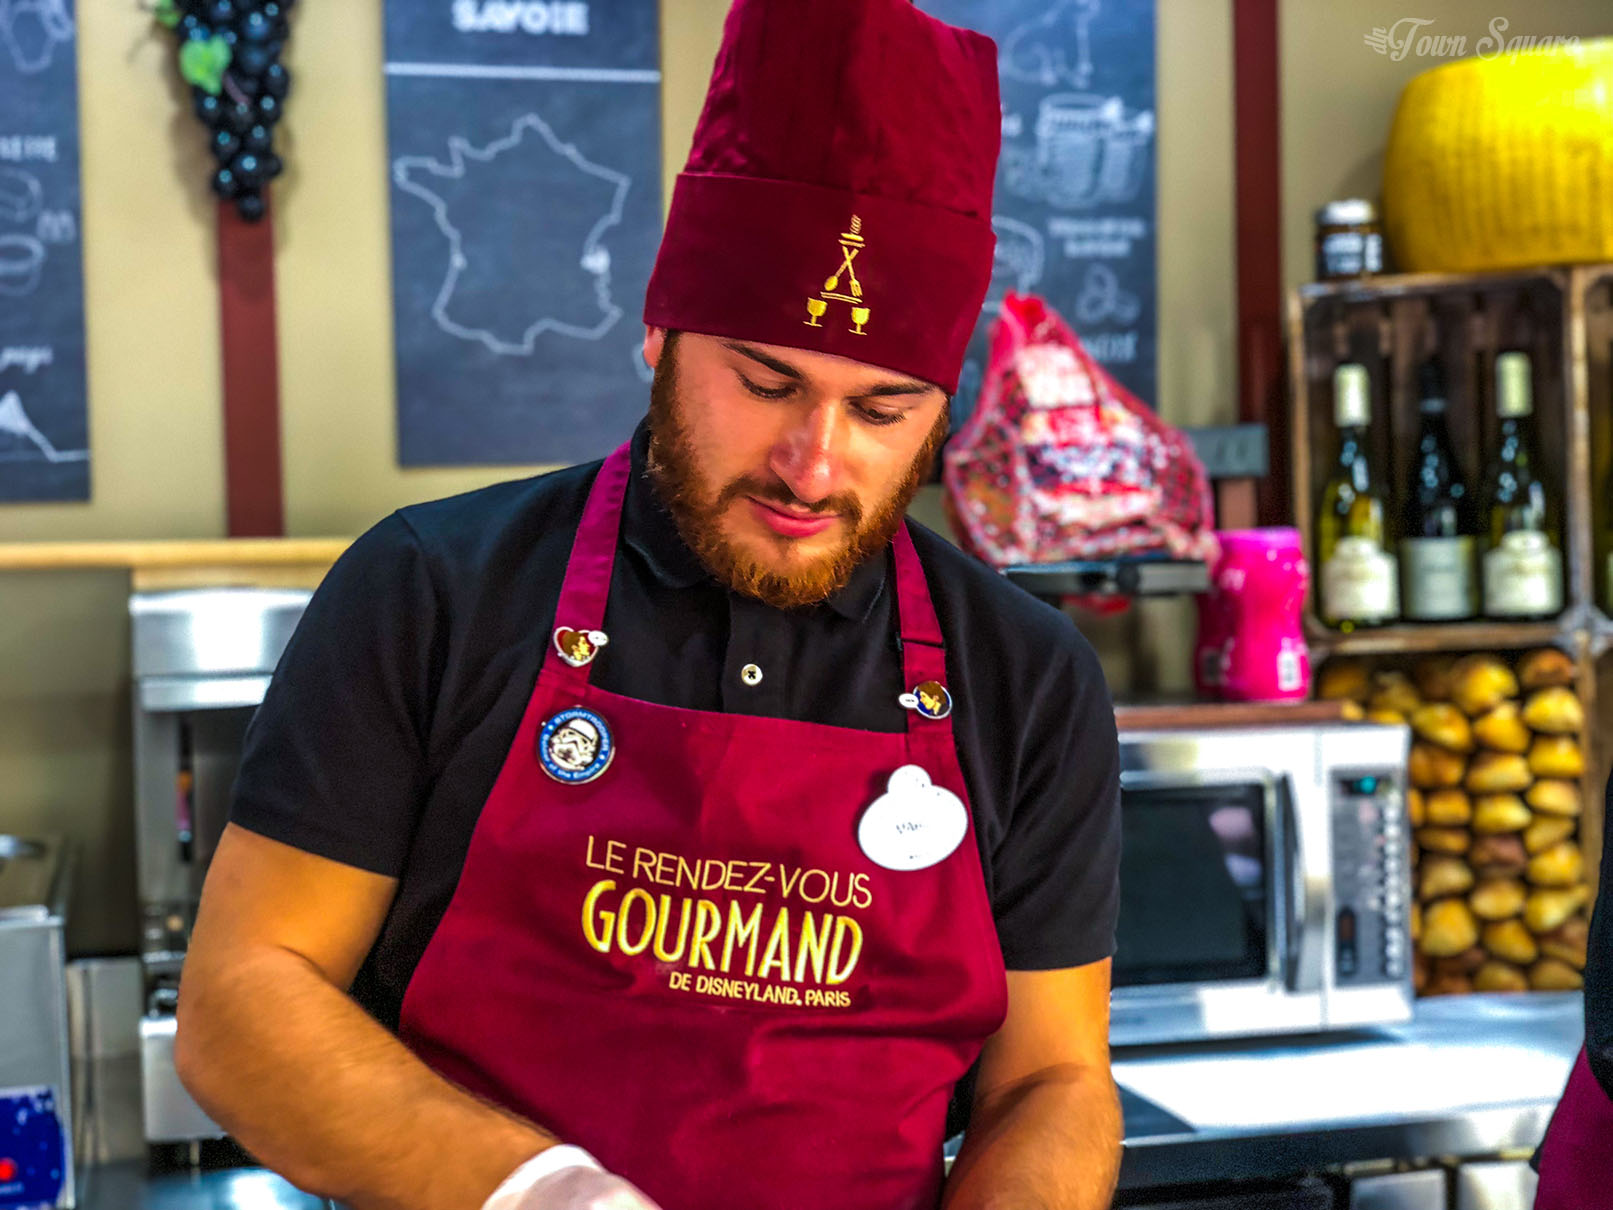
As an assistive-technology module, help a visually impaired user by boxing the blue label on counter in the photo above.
[0,1087,65,1209]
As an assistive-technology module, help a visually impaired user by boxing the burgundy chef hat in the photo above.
[644,0,1000,395]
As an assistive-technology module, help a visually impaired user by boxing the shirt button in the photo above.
[740,663,763,687]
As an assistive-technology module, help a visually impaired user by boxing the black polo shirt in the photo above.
[1589,778,1613,1097]
[231,422,1121,1030]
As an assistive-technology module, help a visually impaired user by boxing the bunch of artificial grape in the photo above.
[158,0,294,222]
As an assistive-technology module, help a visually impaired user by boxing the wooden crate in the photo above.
[1583,267,1613,902]
[1316,639,1599,994]
[1291,265,1613,996]
[1591,643,1609,902]
[1288,269,1584,649]
[1580,266,1613,631]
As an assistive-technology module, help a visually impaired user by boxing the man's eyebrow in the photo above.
[858,379,936,399]
[723,341,804,380]
[722,340,935,398]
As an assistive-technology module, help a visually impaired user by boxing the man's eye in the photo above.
[856,405,904,427]
[739,374,794,400]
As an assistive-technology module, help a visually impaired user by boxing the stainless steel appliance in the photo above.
[0,834,75,1208]
[1454,1160,1538,1210]
[1350,1169,1447,1209]
[1111,723,1413,1046]
[130,588,310,1144]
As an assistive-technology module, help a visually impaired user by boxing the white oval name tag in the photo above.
[857,765,968,872]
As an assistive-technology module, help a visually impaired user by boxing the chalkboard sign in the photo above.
[0,0,89,502]
[920,0,1157,424]
[384,1,661,466]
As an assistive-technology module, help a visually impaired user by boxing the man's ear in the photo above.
[643,326,668,369]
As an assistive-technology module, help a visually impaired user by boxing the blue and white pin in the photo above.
[898,680,952,720]
[538,706,615,784]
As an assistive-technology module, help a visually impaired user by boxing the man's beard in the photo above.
[645,336,948,611]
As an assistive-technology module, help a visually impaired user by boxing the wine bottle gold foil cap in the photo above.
[1496,351,1534,418]
[1333,363,1371,426]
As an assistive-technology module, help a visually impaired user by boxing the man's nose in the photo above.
[770,403,845,506]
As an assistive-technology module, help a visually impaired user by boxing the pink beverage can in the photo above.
[1218,528,1312,702]
[1193,546,1232,698]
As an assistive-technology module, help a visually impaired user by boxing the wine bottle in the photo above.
[1400,356,1477,621]
[1318,363,1399,629]
[1481,351,1562,619]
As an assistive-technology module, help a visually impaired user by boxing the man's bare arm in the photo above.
[942,962,1122,1210]
[176,825,557,1210]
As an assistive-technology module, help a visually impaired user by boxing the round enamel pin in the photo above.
[538,707,615,784]
[553,627,609,668]
[897,680,952,720]
[858,765,968,871]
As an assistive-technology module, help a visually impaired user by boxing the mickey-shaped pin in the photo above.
[857,765,969,872]
[553,627,609,668]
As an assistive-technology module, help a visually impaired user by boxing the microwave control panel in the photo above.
[1330,771,1411,986]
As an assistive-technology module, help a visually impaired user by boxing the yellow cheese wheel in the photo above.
[1383,39,1613,271]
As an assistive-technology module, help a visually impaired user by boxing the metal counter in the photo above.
[1113,992,1582,1188]
[75,1163,325,1210]
[70,992,1585,1204]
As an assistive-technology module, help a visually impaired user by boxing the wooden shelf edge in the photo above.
[1293,264,1583,305]
[1306,620,1579,658]
[0,538,353,573]
[1116,699,1353,731]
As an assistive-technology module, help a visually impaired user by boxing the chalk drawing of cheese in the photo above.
[0,235,45,296]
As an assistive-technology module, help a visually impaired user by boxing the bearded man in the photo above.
[174,2,1123,1208]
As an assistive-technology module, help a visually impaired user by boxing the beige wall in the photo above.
[274,2,735,535]
[0,7,226,954]
[1281,0,1613,292]
[3,0,1607,953]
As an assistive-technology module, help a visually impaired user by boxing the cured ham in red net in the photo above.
[942,292,1218,578]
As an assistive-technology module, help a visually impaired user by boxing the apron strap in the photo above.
[545,442,633,689]
[891,524,956,741]
[548,453,957,732]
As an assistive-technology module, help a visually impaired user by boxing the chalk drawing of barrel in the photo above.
[1034,93,1117,208]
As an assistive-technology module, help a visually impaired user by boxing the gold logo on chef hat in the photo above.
[805,215,871,336]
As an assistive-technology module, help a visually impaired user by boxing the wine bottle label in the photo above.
[1483,531,1563,617]
[1322,536,1400,623]
[1401,537,1476,620]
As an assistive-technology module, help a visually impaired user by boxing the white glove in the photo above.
[483,1145,662,1210]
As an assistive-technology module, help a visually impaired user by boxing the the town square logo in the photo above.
[1364,17,1579,62]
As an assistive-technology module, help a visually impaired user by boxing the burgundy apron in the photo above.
[399,444,1008,1210]
[1535,1047,1613,1208]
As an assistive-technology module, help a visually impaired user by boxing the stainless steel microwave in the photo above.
[1110,723,1414,1047]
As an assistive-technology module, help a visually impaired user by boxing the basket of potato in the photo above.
[1319,647,1591,996]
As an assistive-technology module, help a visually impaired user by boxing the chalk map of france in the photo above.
[384,1,661,466]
